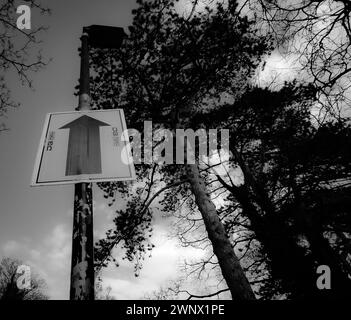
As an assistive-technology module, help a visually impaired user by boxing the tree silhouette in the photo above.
[0,257,48,300]
[90,0,351,299]
[193,81,351,298]
[0,0,50,131]
[92,0,273,300]
[242,0,351,119]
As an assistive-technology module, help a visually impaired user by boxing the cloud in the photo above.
[257,51,300,87]
[0,205,214,300]
[99,222,207,299]
[1,224,71,299]
[175,0,227,16]
[2,240,22,255]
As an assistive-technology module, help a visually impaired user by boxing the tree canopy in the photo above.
[90,0,351,300]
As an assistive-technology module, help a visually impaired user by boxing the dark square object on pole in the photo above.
[85,25,125,49]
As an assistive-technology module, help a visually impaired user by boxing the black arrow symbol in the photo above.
[59,115,110,176]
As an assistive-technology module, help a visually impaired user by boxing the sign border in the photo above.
[31,109,136,186]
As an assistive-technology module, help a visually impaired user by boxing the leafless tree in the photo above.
[95,277,115,300]
[0,0,50,131]
[240,0,351,119]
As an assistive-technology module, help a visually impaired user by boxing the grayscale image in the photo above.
[0,0,350,307]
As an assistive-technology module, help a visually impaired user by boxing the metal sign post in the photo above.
[70,29,95,300]
[31,25,127,300]
[69,26,126,300]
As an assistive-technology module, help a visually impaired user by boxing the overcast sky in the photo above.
[0,0,294,299]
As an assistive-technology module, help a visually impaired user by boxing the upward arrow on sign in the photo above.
[59,115,110,176]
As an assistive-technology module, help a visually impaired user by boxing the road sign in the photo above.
[31,109,135,186]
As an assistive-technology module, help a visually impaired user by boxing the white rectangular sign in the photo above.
[31,109,135,186]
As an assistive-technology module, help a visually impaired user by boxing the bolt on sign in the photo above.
[31,109,135,186]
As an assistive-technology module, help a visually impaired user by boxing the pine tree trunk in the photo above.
[186,163,256,300]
